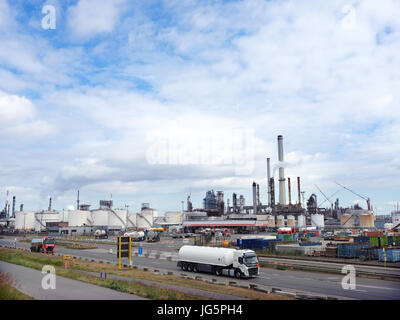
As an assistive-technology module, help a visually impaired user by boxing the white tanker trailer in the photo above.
[177,245,259,278]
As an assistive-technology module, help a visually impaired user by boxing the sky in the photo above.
[0,0,399,215]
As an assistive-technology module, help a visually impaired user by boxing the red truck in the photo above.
[30,236,55,254]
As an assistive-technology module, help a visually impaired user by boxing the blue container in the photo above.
[378,249,400,262]
[337,244,370,258]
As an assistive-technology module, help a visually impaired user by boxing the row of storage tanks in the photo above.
[267,213,376,229]
[266,214,323,229]
[13,208,183,232]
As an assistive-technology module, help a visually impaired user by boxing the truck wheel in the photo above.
[187,264,193,272]
[193,265,198,272]
[215,268,222,276]
[235,270,242,279]
[182,263,188,271]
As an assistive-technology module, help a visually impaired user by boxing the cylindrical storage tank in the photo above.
[34,211,60,232]
[15,211,35,230]
[90,210,109,226]
[126,213,137,229]
[297,215,306,228]
[287,215,296,227]
[108,209,127,228]
[267,215,275,227]
[311,214,324,229]
[360,214,375,228]
[165,211,183,224]
[137,211,153,230]
[341,214,355,228]
[276,215,285,227]
[68,210,89,227]
[142,208,158,218]
[59,210,69,223]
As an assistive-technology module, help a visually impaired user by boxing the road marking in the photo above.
[356,284,400,291]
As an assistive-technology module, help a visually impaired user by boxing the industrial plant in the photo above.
[0,135,398,238]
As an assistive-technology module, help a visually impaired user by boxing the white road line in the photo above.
[356,284,400,291]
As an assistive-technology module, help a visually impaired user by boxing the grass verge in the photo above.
[0,272,33,300]
[0,247,292,300]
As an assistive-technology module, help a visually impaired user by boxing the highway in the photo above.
[1,238,399,300]
[0,260,147,300]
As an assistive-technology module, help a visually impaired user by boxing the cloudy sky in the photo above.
[0,0,399,215]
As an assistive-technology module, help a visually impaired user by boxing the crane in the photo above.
[335,182,371,211]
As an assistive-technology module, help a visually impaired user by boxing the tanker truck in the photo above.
[124,231,145,241]
[177,245,259,278]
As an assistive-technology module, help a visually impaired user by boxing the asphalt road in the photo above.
[2,239,400,300]
[0,261,147,300]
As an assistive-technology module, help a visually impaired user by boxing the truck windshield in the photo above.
[44,238,55,245]
[243,255,258,265]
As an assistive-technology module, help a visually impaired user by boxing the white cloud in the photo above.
[67,0,127,39]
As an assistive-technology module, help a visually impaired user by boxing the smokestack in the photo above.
[252,182,257,214]
[288,177,292,206]
[267,158,271,206]
[20,204,24,212]
[233,193,237,213]
[278,135,286,205]
[297,177,301,207]
[270,177,275,213]
[48,197,52,211]
[12,196,15,218]
[77,190,80,211]
[5,190,9,218]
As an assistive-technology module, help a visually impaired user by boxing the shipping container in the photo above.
[378,249,400,262]
[337,243,371,258]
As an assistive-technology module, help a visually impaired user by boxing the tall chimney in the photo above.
[48,197,52,211]
[77,190,80,211]
[278,135,286,205]
[267,158,271,206]
[252,182,257,214]
[288,177,292,206]
[233,193,237,213]
[20,204,24,212]
[12,196,16,218]
[5,190,9,218]
[270,177,275,213]
[297,177,301,207]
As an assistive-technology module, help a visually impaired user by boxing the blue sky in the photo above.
[0,0,399,215]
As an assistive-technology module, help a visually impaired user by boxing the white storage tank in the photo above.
[58,210,68,222]
[287,215,296,227]
[90,210,109,226]
[311,214,324,229]
[34,211,60,232]
[276,215,285,228]
[126,212,137,229]
[68,210,89,227]
[108,209,127,228]
[165,211,183,224]
[15,211,35,230]
[267,215,275,227]
[297,215,306,228]
[137,211,153,230]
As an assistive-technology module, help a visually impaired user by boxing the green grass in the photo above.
[0,272,33,300]
[0,248,203,300]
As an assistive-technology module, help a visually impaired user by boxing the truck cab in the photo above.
[232,250,260,278]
